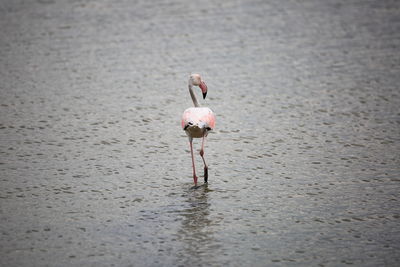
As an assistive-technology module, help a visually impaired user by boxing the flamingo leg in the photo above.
[200,135,208,183]
[189,138,198,186]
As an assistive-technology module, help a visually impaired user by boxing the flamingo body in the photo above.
[182,107,216,138]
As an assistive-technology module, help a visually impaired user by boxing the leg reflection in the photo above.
[176,185,218,264]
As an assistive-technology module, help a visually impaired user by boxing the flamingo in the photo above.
[181,74,216,186]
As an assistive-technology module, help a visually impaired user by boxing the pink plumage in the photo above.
[182,107,215,135]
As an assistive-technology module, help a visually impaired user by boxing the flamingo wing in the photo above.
[182,107,215,131]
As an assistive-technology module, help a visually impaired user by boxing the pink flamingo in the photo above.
[181,74,216,186]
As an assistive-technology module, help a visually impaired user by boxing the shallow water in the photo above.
[1,0,400,266]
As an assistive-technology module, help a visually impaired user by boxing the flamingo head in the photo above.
[189,74,208,99]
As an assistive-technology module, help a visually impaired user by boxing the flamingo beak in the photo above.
[199,81,208,99]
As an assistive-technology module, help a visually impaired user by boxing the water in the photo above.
[1,0,400,266]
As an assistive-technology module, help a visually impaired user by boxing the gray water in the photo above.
[1,0,400,266]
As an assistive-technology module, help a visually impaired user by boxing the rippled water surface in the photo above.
[1,0,400,266]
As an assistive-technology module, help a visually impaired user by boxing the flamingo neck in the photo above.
[189,84,200,107]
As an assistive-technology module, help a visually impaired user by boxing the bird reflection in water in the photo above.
[175,184,218,265]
